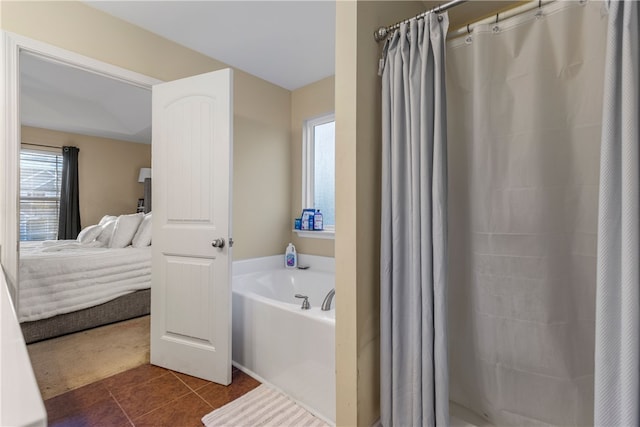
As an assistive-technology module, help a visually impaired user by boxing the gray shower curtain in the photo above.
[380,12,449,427]
[594,1,640,425]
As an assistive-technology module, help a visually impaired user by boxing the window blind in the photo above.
[20,150,63,241]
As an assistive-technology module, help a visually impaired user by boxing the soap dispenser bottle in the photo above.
[285,243,297,269]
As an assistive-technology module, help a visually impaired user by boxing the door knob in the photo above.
[211,238,225,249]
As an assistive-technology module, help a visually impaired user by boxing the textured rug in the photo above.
[27,315,150,400]
[202,384,329,427]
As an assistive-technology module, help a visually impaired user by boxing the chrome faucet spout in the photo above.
[321,288,335,311]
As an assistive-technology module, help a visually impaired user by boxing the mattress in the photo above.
[19,241,151,322]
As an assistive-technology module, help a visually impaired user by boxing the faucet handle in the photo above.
[294,294,310,310]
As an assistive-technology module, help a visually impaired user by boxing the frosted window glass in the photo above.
[313,121,335,226]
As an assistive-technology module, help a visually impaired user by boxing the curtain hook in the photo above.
[535,0,544,19]
[467,24,471,34]
[492,13,501,33]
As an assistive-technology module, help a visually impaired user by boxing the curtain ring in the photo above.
[535,0,544,19]
[492,13,501,33]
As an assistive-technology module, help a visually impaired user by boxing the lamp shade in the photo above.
[138,168,151,183]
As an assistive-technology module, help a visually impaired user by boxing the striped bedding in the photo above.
[18,241,151,323]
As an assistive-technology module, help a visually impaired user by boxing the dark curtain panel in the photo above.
[58,146,81,239]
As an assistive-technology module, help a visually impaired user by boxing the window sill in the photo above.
[293,229,335,240]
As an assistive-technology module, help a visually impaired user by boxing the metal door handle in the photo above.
[211,238,225,249]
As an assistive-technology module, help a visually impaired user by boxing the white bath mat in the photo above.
[202,384,329,427]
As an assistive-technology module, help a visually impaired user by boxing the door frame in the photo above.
[0,31,161,307]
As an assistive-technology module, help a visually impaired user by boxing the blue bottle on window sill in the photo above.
[313,210,323,231]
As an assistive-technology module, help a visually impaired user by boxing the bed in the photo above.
[19,213,152,344]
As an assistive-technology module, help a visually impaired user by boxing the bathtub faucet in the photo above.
[294,294,310,310]
[321,288,335,311]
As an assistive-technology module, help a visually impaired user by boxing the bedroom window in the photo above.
[302,112,335,231]
[20,149,63,241]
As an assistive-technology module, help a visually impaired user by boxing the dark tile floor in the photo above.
[45,364,260,427]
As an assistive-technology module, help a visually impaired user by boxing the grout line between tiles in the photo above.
[170,371,210,393]
[109,391,135,427]
[129,388,193,422]
[193,387,215,410]
[104,369,172,396]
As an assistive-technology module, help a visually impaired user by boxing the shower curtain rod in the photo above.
[374,0,556,42]
[374,0,468,42]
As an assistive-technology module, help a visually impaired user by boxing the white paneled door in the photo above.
[151,69,233,385]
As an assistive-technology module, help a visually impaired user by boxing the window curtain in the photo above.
[594,1,640,425]
[380,12,449,426]
[57,146,81,240]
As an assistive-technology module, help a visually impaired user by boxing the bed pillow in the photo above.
[98,215,117,226]
[132,213,152,248]
[76,224,103,243]
[96,220,117,246]
[110,213,144,248]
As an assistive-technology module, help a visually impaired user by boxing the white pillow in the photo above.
[98,215,117,226]
[96,220,117,246]
[110,213,144,248]
[132,213,152,248]
[77,224,103,243]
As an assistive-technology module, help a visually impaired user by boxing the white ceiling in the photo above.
[20,52,152,144]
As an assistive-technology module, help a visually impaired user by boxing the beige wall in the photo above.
[2,0,291,260]
[21,126,151,228]
[334,2,425,426]
[290,76,335,257]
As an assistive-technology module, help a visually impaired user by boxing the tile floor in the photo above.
[45,363,260,427]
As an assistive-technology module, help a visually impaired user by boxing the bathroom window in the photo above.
[20,149,63,241]
[302,112,335,230]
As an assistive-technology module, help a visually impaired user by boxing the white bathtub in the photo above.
[232,255,336,424]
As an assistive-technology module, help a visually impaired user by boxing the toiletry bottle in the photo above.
[301,208,315,230]
[313,209,323,231]
[285,243,297,268]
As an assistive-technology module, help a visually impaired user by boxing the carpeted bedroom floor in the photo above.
[27,315,150,400]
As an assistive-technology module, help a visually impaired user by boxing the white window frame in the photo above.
[300,112,335,238]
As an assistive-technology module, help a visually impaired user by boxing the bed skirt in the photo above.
[21,289,150,344]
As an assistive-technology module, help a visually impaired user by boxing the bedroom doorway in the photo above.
[2,32,160,395]
[17,50,155,343]
[4,32,235,389]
